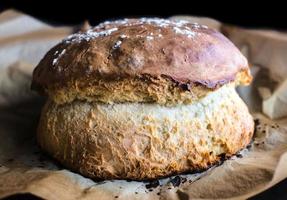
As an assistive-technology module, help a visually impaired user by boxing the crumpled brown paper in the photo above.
[0,10,287,200]
[221,25,287,120]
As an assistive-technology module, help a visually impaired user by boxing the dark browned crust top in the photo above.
[32,18,251,96]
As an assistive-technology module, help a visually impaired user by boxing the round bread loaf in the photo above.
[32,18,254,180]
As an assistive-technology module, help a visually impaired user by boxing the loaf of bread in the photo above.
[32,18,254,180]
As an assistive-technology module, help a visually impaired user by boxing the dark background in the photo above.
[1,0,287,30]
[1,1,287,199]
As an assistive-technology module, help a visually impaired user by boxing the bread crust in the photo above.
[37,85,254,180]
[32,18,251,101]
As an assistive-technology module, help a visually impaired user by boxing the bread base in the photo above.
[37,84,254,180]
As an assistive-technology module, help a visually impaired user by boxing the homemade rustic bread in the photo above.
[32,18,254,180]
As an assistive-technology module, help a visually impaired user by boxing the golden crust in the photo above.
[32,18,251,101]
[37,85,254,180]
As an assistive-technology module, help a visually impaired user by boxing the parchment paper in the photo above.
[0,10,287,200]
